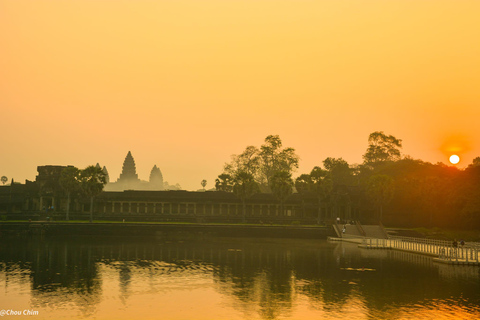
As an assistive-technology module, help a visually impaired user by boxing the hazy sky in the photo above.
[1,0,480,190]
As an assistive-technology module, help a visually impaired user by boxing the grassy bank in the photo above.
[0,220,330,239]
[1,220,324,227]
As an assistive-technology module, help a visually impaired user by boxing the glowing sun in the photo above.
[449,154,460,164]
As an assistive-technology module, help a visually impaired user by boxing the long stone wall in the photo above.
[96,200,307,222]
[2,188,361,225]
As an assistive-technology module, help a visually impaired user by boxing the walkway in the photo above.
[330,222,480,266]
[333,222,388,239]
[359,236,480,265]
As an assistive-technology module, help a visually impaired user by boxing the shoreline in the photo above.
[0,221,332,239]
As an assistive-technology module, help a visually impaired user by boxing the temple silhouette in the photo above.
[0,152,360,224]
[104,151,165,191]
[0,165,359,224]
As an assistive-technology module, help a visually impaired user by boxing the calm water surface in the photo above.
[0,235,479,320]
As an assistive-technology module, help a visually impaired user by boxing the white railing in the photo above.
[361,236,480,263]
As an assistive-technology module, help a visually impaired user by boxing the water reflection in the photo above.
[0,236,479,319]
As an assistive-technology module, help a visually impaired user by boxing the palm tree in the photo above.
[201,179,207,190]
[59,167,81,221]
[80,166,107,223]
[1,176,7,185]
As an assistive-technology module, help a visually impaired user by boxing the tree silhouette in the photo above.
[201,179,207,190]
[363,131,402,165]
[468,157,480,168]
[59,167,81,221]
[323,157,354,187]
[259,135,299,190]
[221,135,299,192]
[367,174,394,221]
[233,172,260,222]
[1,176,7,185]
[215,173,234,192]
[224,145,261,179]
[270,171,294,217]
[80,166,107,223]
[294,174,313,194]
[310,167,333,224]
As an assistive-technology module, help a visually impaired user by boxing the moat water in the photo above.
[1,235,479,320]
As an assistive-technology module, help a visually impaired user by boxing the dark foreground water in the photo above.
[0,235,479,320]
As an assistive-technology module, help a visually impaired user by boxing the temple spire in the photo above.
[102,166,110,184]
[118,151,139,181]
[149,165,164,190]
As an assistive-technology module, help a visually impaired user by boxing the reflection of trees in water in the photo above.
[209,240,356,318]
[215,241,355,314]
[0,238,102,317]
[209,240,480,318]
[118,261,132,303]
[213,252,296,319]
[1,236,479,319]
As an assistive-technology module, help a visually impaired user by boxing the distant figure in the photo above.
[453,239,458,248]
[342,225,346,234]
[460,239,465,246]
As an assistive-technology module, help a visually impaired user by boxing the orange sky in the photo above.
[1,0,480,190]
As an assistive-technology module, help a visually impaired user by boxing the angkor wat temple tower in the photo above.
[149,165,163,189]
[118,151,140,184]
[104,151,164,191]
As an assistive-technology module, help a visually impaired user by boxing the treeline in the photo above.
[215,132,480,229]
[59,165,107,222]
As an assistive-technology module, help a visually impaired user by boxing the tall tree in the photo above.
[366,174,394,221]
[363,131,402,165]
[59,166,81,221]
[270,171,294,217]
[224,146,261,178]
[215,173,234,192]
[80,165,107,223]
[233,172,260,223]
[294,174,313,194]
[468,157,480,168]
[221,135,299,192]
[259,135,299,190]
[323,157,354,186]
[310,167,333,224]
[201,179,207,190]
